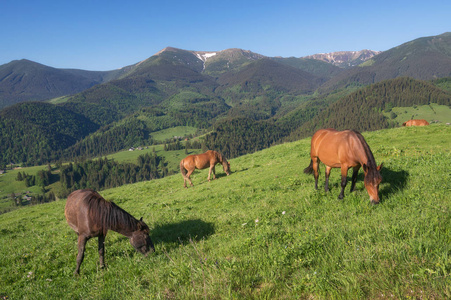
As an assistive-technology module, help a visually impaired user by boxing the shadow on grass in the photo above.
[380,167,409,198]
[309,167,409,202]
[213,167,248,180]
[151,219,215,248]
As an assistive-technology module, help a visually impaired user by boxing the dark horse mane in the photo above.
[216,151,227,163]
[84,191,140,235]
[353,130,381,182]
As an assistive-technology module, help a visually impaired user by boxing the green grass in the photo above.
[0,166,50,212]
[383,103,451,125]
[47,96,70,105]
[105,144,202,172]
[1,125,450,299]
[150,126,198,142]
[0,143,202,213]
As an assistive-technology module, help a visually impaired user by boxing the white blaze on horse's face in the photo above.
[364,178,380,203]
[364,164,383,204]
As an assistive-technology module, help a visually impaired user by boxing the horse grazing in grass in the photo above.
[64,189,155,275]
[304,129,383,204]
[180,150,231,188]
[402,119,429,126]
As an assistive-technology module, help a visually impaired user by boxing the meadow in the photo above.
[383,103,451,125]
[0,143,203,212]
[1,125,450,299]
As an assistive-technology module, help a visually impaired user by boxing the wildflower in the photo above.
[255,218,259,223]
[282,211,286,215]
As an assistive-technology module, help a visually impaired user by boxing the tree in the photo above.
[16,172,23,181]
[10,193,17,206]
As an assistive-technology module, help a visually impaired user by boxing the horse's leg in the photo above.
[312,157,319,190]
[338,167,348,199]
[350,166,360,192]
[186,169,195,186]
[208,165,214,181]
[98,234,106,269]
[212,165,216,180]
[325,166,332,192]
[182,170,188,188]
[75,235,88,275]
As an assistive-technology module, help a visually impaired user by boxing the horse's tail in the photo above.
[303,159,314,175]
[180,160,187,177]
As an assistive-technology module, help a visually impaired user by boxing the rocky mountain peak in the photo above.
[303,49,381,68]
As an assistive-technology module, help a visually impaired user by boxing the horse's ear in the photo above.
[377,163,383,171]
[140,217,143,221]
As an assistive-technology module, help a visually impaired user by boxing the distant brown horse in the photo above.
[64,189,155,275]
[304,129,383,204]
[402,119,429,126]
[180,150,231,188]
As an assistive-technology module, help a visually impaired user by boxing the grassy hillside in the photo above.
[383,103,451,125]
[1,125,450,299]
[289,77,451,141]
[0,141,203,213]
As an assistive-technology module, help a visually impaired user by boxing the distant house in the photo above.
[0,170,5,174]
[129,147,135,151]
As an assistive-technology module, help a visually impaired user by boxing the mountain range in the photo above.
[1,32,451,166]
[0,46,371,109]
[303,49,381,68]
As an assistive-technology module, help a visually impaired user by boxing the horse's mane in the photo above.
[215,151,226,163]
[353,130,381,182]
[85,191,139,235]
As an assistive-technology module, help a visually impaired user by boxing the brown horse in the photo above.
[64,189,155,275]
[402,119,429,126]
[180,150,231,188]
[304,129,383,204]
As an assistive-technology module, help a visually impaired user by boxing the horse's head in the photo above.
[130,218,155,256]
[223,161,231,175]
[363,163,383,204]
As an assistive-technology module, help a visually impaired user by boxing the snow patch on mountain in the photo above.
[303,50,381,68]
[195,52,217,70]
[196,52,217,62]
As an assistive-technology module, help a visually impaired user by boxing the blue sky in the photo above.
[1,0,450,71]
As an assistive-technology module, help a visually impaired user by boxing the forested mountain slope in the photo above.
[0,102,99,165]
[320,32,451,92]
[290,77,451,140]
[0,59,130,109]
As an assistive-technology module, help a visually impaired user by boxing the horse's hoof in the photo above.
[338,195,344,200]
[370,200,379,205]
